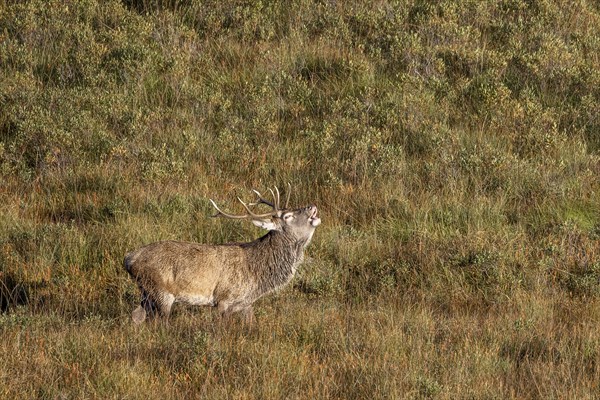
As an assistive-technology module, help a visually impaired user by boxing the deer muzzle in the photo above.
[308,205,321,227]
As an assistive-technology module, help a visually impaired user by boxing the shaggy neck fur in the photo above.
[244,230,308,296]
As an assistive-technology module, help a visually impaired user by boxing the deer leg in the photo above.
[131,305,146,324]
[218,301,232,320]
[240,305,255,325]
[156,292,175,320]
[218,302,255,325]
[132,289,156,323]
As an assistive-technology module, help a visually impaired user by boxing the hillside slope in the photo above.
[1,1,599,398]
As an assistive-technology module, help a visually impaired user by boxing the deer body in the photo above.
[124,188,320,324]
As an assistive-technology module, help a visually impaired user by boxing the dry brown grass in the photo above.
[1,292,598,399]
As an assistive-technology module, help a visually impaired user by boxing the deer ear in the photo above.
[252,219,279,231]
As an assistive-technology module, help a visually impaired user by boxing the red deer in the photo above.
[124,186,321,324]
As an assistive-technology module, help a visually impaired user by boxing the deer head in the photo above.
[209,185,321,242]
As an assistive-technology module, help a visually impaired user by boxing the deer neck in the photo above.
[246,230,307,294]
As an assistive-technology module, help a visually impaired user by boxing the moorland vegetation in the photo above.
[1,0,599,398]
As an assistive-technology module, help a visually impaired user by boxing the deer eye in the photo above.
[283,213,294,220]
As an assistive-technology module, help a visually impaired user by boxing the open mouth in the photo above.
[309,206,321,227]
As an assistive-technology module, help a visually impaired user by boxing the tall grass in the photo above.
[1,0,599,398]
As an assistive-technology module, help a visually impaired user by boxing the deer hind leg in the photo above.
[132,289,161,324]
[132,289,151,324]
[156,292,175,320]
[131,305,146,324]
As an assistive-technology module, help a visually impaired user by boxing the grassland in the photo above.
[1,0,599,398]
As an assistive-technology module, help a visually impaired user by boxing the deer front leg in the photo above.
[240,305,255,325]
[218,302,254,325]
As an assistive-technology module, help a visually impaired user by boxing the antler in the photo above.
[250,183,292,210]
[209,198,275,219]
[210,186,291,220]
[284,182,291,209]
[249,189,277,209]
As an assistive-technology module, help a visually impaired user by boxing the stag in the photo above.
[124,186,321,324]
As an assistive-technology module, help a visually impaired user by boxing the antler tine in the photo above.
[209,199,249,219]
[249,189,276,209]
[237,197,275,219]
[284,182,291,209]
[268,188,280,211]
[273,187,281,210]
